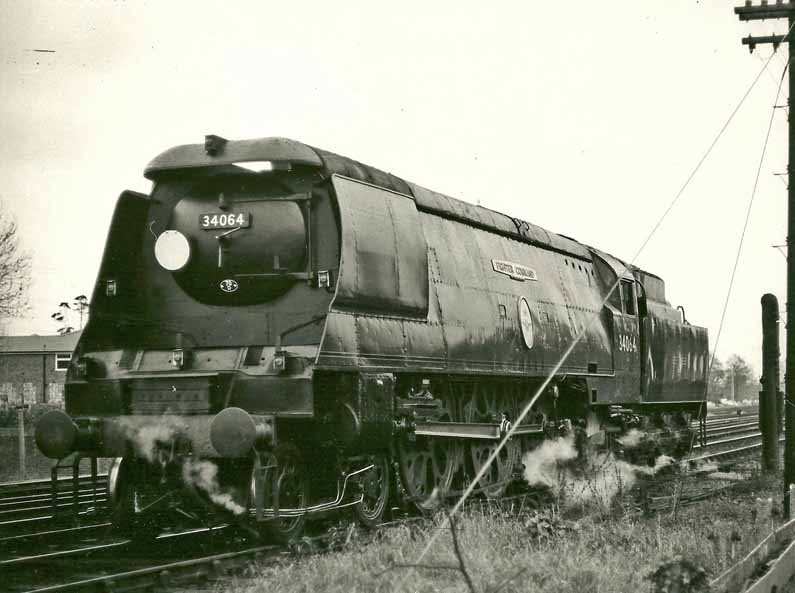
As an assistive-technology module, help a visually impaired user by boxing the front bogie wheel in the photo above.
[256,450,309,544]
[353,452,391,528]
[107,457,160,542]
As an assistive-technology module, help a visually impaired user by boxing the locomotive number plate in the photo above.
[199,212,251,230]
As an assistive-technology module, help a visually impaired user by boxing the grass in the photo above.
[213,472,784,593]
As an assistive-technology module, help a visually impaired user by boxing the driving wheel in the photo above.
[463,384,519,498]
[396,397,462,512]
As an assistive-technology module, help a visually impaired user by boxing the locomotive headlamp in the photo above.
[170,348,187,369]
[273,351,286,373]
[74,357,89,378]
[73,356,105,379]
[154,230,191,272]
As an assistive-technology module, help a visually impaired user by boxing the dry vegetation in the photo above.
[0,203,30,320]
[214,471,782,593]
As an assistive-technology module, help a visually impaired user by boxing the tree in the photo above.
[0,204,30,322]
[706,354,726,401]
[51,302,72,335]
[72,295,89,329]
[50,295,89,335]
[706,354,758,402]
[725,354,757,401]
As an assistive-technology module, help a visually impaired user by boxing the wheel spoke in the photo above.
[354,453,390,527]
[240,450,308,543]
[463,382,519,498]
[398,425,460,511]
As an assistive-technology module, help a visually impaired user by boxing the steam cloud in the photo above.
[695,460,718,473]
[522,435,673,508]
[522,436,579,489]
[118,417,184,463]
[617,429,643,448]
[182,459,246,515]
[116,419,246,516]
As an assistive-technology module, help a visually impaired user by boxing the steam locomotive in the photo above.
[35,136,708,540]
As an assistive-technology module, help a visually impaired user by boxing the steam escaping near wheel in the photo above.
[695,460,719,473]
[116,419,248,515]
[522,436,579,490]
[117,417,184,463]
[181,459,246,515]
[634,454,674,477]
[617,429,644,448]
[522,438,674,508]
[132,424,177,463]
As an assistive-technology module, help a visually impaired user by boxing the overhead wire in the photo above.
[706,52,788,393]
[670,44,790,516]
[403,23,793,577]
[755,47,789,115]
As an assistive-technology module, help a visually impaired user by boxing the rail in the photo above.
[0,474,109,529]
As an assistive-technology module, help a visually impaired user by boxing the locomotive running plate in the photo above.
[199,212,251,229]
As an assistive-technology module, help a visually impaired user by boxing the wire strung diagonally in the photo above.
[706,56,789,393]
[403,28,791,579]
[671,54,789,518]
[756,48,790,116]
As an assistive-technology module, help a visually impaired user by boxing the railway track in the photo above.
[0,511,424,593]
[644,431,783,513]
[5,442,760,593]
[0,408,768,592]
[1,525,244,593]
[0,475,109,536]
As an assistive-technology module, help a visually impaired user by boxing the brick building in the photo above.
[0,332,81,409]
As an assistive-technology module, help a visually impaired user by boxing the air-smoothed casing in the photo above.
[66,136,707,436]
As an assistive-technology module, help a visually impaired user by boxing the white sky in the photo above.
[0,1,789,372]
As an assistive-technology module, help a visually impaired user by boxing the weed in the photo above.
[214,473,782,593]
[647,556,710,593]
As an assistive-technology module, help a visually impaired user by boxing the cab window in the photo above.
[621,279,636,315]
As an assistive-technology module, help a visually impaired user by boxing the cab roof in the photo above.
[144,136,323,178]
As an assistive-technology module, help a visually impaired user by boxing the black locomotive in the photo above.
[35,136,708,539]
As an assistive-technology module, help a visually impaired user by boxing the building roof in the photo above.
[0,331,82,354]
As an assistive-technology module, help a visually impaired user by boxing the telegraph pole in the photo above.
[761,293,781,472]
[735,1,795,516]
